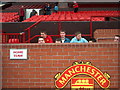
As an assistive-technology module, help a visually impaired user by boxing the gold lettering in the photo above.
[86,67,91,72]
[100,79,106,85]
[59,77,67,85]
[65,74,71,79]
[80,66,86,72]
[91,69,95,75]
[68,68,75,75]
[94,71,100,77]
[97,75,103,81]
[75,66,80,72]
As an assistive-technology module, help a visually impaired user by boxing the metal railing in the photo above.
[2,32,25,43]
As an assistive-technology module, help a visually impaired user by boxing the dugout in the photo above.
[2,21,120,43]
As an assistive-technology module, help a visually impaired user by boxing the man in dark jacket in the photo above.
[46,3,51,15]
[58,31,70,43]
[30,9,37,18]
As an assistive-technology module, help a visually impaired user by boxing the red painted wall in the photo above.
[2,43,119,89]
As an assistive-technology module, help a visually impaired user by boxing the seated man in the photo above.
[30,9,38,18]
[114,35,120,42]
[59,30,70,43]
[55,38,62,43]
[38,37,45,43]
[70,32,88,43]
[40,31,53,43]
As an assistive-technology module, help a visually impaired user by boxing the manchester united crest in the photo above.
[54,61,110,89]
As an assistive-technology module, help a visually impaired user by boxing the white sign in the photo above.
[26,9,41,19]
[10,49,27,59]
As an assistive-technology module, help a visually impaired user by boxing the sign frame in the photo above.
[10,49,27,60]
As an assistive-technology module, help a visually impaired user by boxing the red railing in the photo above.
[2,32,25,43]
[24,15,48,43]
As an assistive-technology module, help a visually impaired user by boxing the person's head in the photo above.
[60,31,66,38]
[55,38,62,43]
[21,6,24,8]
[89,38,96,43]
[114,35,120,42]
[40,31,47,38]
[73,1,76,3]
[38,37,45,43]
[55,2,58,6]
[47,3,50,6]
[75,32,82,40]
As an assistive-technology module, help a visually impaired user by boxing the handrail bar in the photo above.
[24,16,49,31]
[2,33,22,35]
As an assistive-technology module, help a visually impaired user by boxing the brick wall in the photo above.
[0,34,2,43]
[94,29,120,42]
[2,43,120,89]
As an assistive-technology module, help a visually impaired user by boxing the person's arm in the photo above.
[66,38,70,43]
[49,36,53,43]
[83,38,88,43]
[70,38,74,43]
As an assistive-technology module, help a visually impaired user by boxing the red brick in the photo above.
[57,52,69,55]
[53,63,63,67]
[19,79,29,82]
[3,83,13,86]
[51,48,63,52]
[30,64,40,67]
[40,63,52,67]
[29,56,41,60]
[29,49,39,52]
[35,60,47,64]
[18,64,30,67]
[2,79,8,83]
[30,79,41,82]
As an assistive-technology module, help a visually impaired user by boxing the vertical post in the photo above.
[2,34,5,43]
[3,34,7,43]
[58,22,62,34]
[22,32,25,43]
[16,34,18,40]
[90,17,93,38]
[28,29,30,43]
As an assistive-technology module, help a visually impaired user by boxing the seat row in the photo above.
[52,11,120,17]
[1,10,119,22]
[8,39,20,43]
[0,12,19,22]
[23,15,105,22]
[23,11,119,22]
